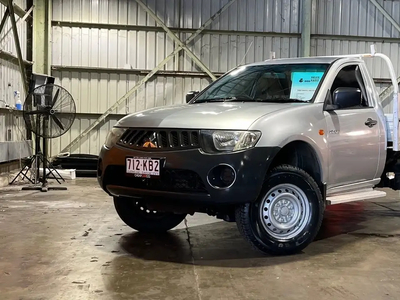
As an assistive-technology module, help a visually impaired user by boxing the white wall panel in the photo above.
[311,39,400,79]
[181,34,298,72]
[51,26,177,70]
[49,115,120,156]
[312,0,400,38]
[0,0,28,109]
[0,1,27,60]
[52,0,299,33]
[51,26,300,71]
[0,60,24,108]
[179,0,300,33]
[0,109,26,143]
[0,0,29,167]
[52,70,211,115]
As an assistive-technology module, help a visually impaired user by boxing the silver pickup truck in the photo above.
[97,48,400,255]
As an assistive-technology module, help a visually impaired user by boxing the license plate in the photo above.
[126,157,161,177]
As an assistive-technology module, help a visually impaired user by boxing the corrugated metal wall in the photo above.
[49,114,118,156]
[312,0,400,38]
[0,109,26,143]
[0,0,28,144]
[0,0,28,108]
[50,0,400,155]
[51,0,300,72]
[51,71,212,114]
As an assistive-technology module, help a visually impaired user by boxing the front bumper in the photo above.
[97,144,280,205]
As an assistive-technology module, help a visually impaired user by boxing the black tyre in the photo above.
[235,165,324,255]
[113,197,187,233]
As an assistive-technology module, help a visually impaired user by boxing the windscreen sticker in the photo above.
[290,72,324,100]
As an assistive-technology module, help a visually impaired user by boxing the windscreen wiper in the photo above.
[268,98,309,103]
[196,96,256,103]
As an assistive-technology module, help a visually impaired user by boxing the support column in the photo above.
[33,0,51,74]
[301,0,312,57]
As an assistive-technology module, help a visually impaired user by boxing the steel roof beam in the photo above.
[0,5,34,46]
[0,8,9,36]
[0,0,32,21]
[0,50,33,65]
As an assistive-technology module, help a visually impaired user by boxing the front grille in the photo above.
[118,129,200,150]
[105,166,208,194]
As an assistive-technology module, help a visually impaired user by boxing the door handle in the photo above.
[365,118,377,128]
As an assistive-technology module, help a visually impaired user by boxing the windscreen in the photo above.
[193,63,329,103]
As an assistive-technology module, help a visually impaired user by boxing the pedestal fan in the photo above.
[12,83,76,192]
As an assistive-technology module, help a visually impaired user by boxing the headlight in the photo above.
[201,130,261,153]
[104,127,126,149]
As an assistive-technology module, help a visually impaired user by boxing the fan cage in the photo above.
[22,83,76,139]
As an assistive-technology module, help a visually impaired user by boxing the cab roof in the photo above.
[249,56,343,66]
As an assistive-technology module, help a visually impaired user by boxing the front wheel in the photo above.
[113,197,187,233]
[235,165,324,255]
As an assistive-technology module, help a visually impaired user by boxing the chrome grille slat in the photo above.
[133,130,146,146]
[160,131,168,147]
[118,129,201,150]
[190,131,199,146]
[119,130,131,143]
[131,130,143,145]
[170,131,179,147]
[156,132,164,148]
[177,131,183,147]
[125,130,138,144]
[182,131,189,147]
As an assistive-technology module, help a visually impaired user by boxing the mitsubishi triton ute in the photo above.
[97,48,400,255]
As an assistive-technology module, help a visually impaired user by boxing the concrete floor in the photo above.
[1,179,400,300]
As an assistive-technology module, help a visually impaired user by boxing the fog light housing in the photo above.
[207,164,236,189]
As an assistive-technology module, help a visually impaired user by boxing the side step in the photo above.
[326,188,386,205]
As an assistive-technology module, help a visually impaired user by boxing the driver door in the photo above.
[324,64,381,189]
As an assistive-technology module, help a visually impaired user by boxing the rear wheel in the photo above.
[113,197,187,233]
[235,165,324,255]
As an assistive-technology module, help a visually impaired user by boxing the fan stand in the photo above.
[24,114,68,192]
[10,115,68,192]
[10,130,65,186]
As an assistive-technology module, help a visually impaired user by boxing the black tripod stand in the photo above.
[9,104,67,192]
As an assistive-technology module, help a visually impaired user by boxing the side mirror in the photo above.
[332,87,362,109]
[323,90,339,111]
[186,91,199,103]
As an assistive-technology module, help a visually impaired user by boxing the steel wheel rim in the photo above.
[259,183,311,240]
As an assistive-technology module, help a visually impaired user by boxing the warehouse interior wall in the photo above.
[0,0,28,108]
[0,0,32,176]
[1,0,399,157]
